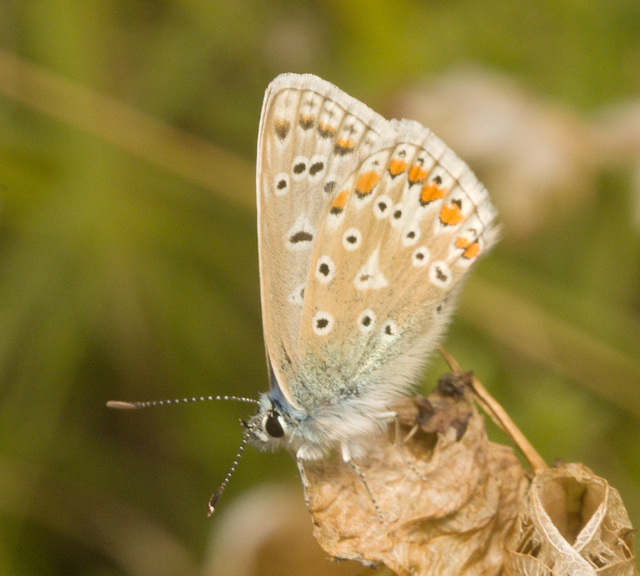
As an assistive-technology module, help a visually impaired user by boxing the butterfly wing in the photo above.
[257,74,387,408]
[257,74,498,415]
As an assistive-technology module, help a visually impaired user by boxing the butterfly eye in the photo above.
[265,412,285,438]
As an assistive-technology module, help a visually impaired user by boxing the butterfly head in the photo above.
[243,394,292,451]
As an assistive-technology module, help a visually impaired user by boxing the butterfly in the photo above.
[248,73,497,462]
[109,73,498,515]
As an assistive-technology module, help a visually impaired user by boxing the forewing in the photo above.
[257,74,388,407]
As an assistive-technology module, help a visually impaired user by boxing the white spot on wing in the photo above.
[373,195,392,219]
[342,228,362,251]
[291,155,309,181]
[412,246,430,267]
[381,320,398,342]
[287,283,305,306]
[402,225,420,246]
[354,249,388,290]
[308,155,326,181]
[286,214,315,251]
[357,309,376,332]
[312,311,334,335]
[429,260,452,287]
[274,172,290,196]
[315,255,336,283]
[390,203,405,228]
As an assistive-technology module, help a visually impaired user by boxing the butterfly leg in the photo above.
[296,451,311,510]
[341,442,385,523]
[393,415,428,482]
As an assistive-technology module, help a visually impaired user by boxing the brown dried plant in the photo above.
[301,351,637,576]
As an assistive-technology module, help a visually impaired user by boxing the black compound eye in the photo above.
[265,412,284,438]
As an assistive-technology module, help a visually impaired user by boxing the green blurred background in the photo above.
[1,1,639,575]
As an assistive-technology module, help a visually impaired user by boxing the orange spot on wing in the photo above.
[330,189,349,214]
[299,114,315,129]
[274,120,290,140]
[456,237,480,259]
[335,138,356,155]
[408,163,429,184]
[440,203,463,226]
[355,171,380,197]
[318,123,336,138]
[389,158,408,176]
[420,182,445,205]
[464,242,480,259]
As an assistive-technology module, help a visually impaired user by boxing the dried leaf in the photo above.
[303,387,529,576]
[505,463,637,575]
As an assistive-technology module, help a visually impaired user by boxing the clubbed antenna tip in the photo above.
[106,400,140,410]
[207,492,221,516]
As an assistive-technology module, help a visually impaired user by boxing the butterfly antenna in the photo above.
[207,429,251,516]
[106,395,260,410]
